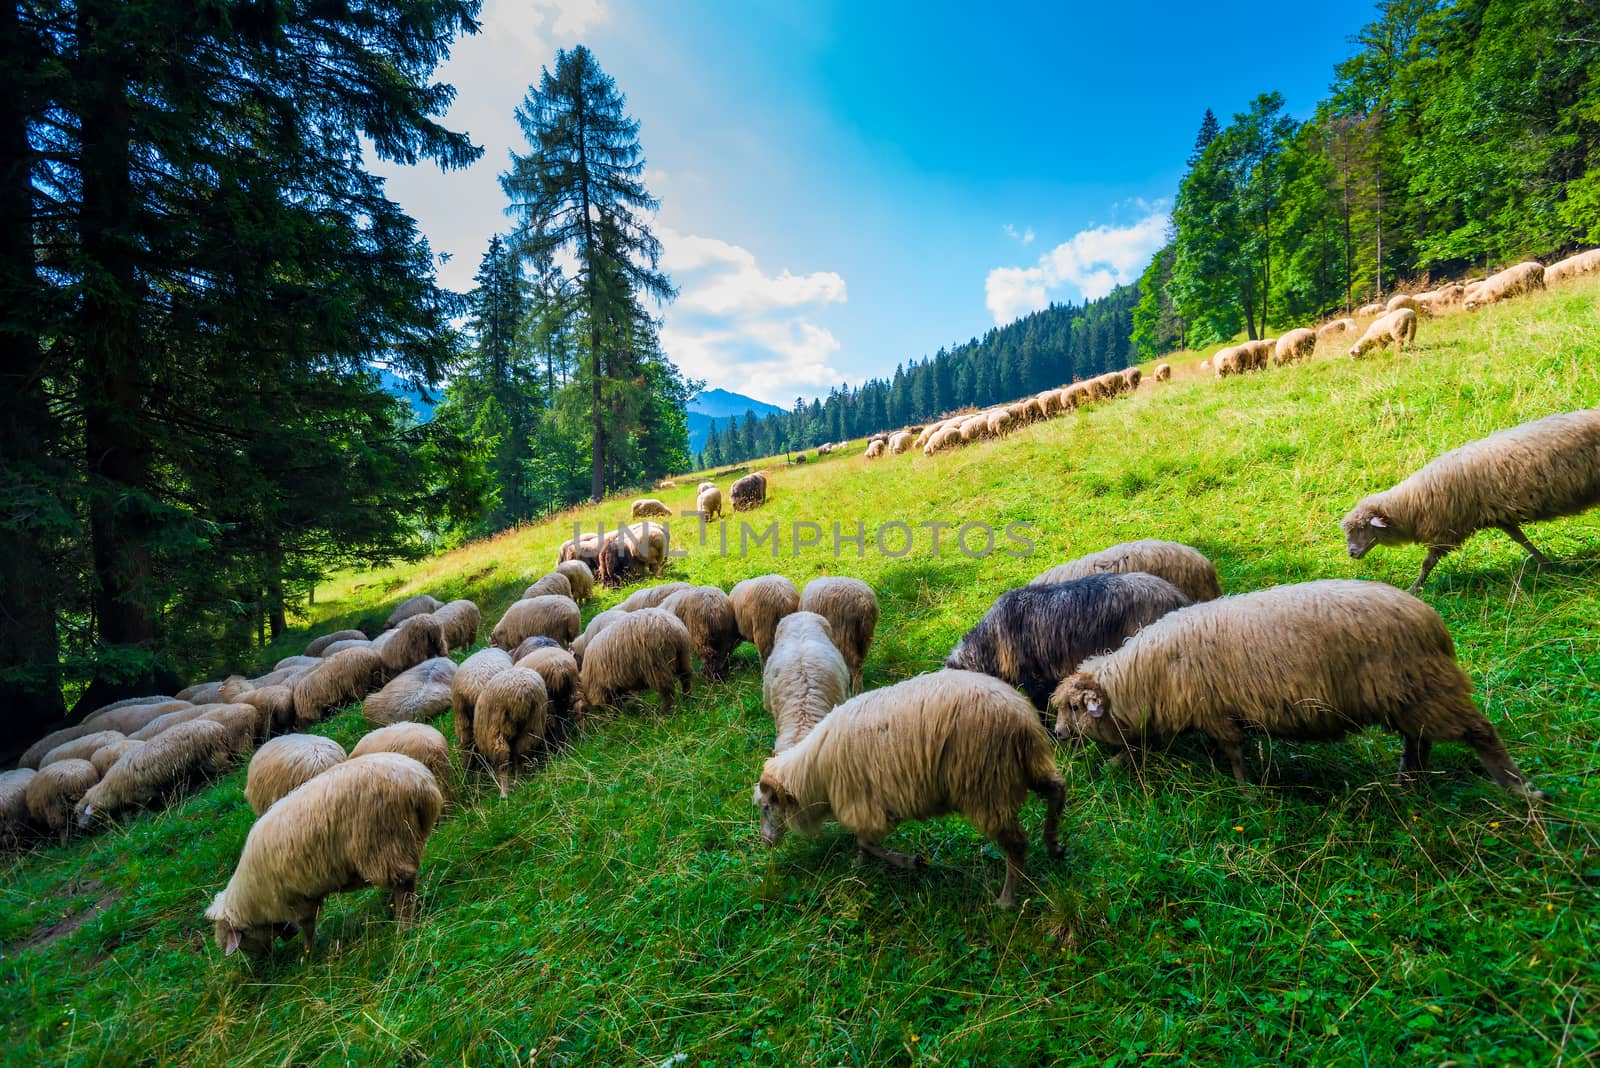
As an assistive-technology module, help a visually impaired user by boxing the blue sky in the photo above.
[375,0,1377,404]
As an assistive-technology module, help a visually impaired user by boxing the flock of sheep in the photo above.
[2,256,1597,961]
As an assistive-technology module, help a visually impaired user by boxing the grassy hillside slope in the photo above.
[4,280,1599,1066]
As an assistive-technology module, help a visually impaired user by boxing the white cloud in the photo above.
[1002,223,1035,245]
[985,209,1169,325]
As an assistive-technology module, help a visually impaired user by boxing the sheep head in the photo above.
[205,895,275,960]
[1340,501,1403,558]
[753,777,795,846]
[1050,673,1121,746]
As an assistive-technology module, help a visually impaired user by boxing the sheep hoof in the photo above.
[994,891,1017,909]
[1048,841,1066,860]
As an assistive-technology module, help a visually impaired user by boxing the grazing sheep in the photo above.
[1316,318,1357,341]
[523,572,574,601]
[923,426,962,455]
[1052,580,1541,797]
[199,702,269,757]
[385,594,442,631]
[1386,293,1418,313]
[1153,363,1172,382]
[631,498,673,519]
[698,480,717,494]
[277,655,325,674]
[1350,307,1418,358]
[763,612,848,753]
[351,723,452,800]
[1031,539,1222,603]
[1038,390,1064,416]
[1273,328,1317,365]
[755,670,1065,908]
[959,416,987,443]
[304,630,366,657]
[620,581,692,612]
[473,668,550,797]
[27,760,100,843]
[730,574,800,661]
[514,645,586,745]
[319,638,372,656]
[888,431,914,454]
[865,439,886,459]
[1341,408,1600,590]
[660,585,742,680]
[557,532,603,573]
[80,695,178,728]
[28,716,137,761]
[569,608,628,664]
[130,704,211,741]
[511,635,561,661]
[1199,359,1211,372]
[598,522,669,586]
[1356,301,1386,317]
[40,730,127,770]
[1063,383,1091,408]
[239,685,297,736]
[451,647,514,753]
[1,768,36,846]
[697,485,724,522]
[655,478,677,490]
[377,613,448,680]
[89,738,144,776]
[1236,339,1273,371]
[205,753,442,959]
[1121,367,1142,391]
[730,471,768,511]
[177,680,226,705]
[579,607,694,715]
[78,719,235,826]
[219,675,255,702]
[490,595,581,650]
[431,599,481,651]
[555,560,596,603]
[1212,346,1240,376]
[292,646,384,728]
[1463,262,1545,310]
[364,657,457,726]
[986,409,1014,438]
[947,573,1190,710]
[1545,249,1600,285]
[799,576,878,694]
[245,735,347,815]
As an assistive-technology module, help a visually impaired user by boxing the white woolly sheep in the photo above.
[1,768,36,846]
[1316,318,1356,341]
[1545,249,1600,285]
[523,572,573,600]
[205,752,442,959]
[292,646,384,728]
[555,560,596,603]
[240,685,297,736]
[514,645,586,745]
[490,595,581,650]
[377,613,447,680]
[579,607,694,715]
[799,576,878,694]
[1349,307,1417,358]
[1212,346,1240,377]
[660,585,741,680]
[1342,407,1600,590]
[763,611,848,753]
[472,668,549,797]
[80,721,233,827]
[730,574,800,661]
[631,498,673,519]
[218,675,254,703]
[28,760,100,842]
[698,480,717,494]
[245,734,347,815]
[276,654,324,673]
[303,630,365,658]
[199,702,268,757]
[755,669,1065,908]
[697,485,724,522]
[1121,367,1142,391]
[1031,539,1222,603]
[364,657,457,726]
[598,521,669,586]
[385,594,442,631]
[569,608,628,664]
[1052,579,1541,797]
[730,471,768,511]
[89,738,144,776]
[351,723,452,800]
[865,439,886,459]
[130,704,211,741]
[557,532,603,572]
[1153,363,1172,382]
[888,431,913,454]
[318,638,372,656]
[177,680,226,705]
[620,581,692,612]
[1273,328,1317,365]
[1386,293,1418,313]
[40,730,127,769]
[1356,301,1386,317]
[1463,262,1544,310]
[987,409,1014,438]
[430,598,481,651]
[451,647,514,754]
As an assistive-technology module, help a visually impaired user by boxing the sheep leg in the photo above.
[658,686,674,717]
[1460,720,1544,800]
[856,835,923,869]
[993,821,1029,909]
[1499,524,1550,565]
[1408,548,1446,593]
[1217,738,1251,784]
[1033,776,1066,859]
[1399,734,1433,779]
[390,875,419,929]
[297,906,319,954]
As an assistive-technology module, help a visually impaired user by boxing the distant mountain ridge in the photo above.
[687,388,785,454]
[374,367,439,423]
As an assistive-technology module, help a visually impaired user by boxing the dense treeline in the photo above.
[701,289,1136,467]
[1135,0,1600,353]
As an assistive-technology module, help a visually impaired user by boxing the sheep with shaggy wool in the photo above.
[41,730,127,769]
[178,680,226,705]
[1316,318,1356,341]
[1063,382,1091,408]
[292,646,384,728]
[523,572,573,600]
[631,498,672,519]
[1121,367,1142,391]
[130,704,211,741]
[987,408,1014,437]
[80,695,178,728]
[1038,390,1064,416]
[1463,261,1544,310]
[1386,293,1418,313]
[319,638,372,656]
[569,608,628,664]
[660,585,742,680]
[385,594,442,631]
[490,594,581,650]
[755,669,1064,908]
[428,599,480,651]
[450,647,513,754]
[79,718,236,828]
[620,581,692,612]
[865,438,886,459]
[1212,347,1240,377]
[696,484,724,522]
[1,768,36,846]
[1153,363,1171,382]
[799,576,878,694]
[28,760,100,842]
[579,607,693,715]
[377,613,447,680]
[80,698,187,739]
[1356,301,1386,317]
[598,522,669,586]
[948,573,1191,711]
[511,635,561,661]
[303,630,365,657]
[277,654,324,673]
[731,471,768,511]
[763,612,848,753]
[555,560,596,603]
[515,645,586,745]
[352,723,452,800]
[557,532,603,572]
[698,480,717,494]
[1545,249,1600,285]
[1350,307,1417,358]
[1052,579,1541,797]
[888,431,914,454]
[473,668,549,797]
[1030,539,1223,603]
[245,734,347,815]
[730,574,800,661]
[239,685,296,736]
[89,738,144,776]
[1341,407,1600,590]
[1274,328,1317,365]
[1236,339,1274,371]
[923,426,962,455]
[363,657,457,726]
[205,753,442,960]
[219,675,254,702]
[199,702,268,757]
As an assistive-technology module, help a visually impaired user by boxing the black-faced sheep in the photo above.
[523,572,573,600]
[569,608,627,664]
[659,585,742,681]
[304,629,366,657]
[730,471,768,511]
[490,595,581,650]
[472,668,549,797]
[578,607,693,715]
[291,646,384,728]
[1,768,35,846]
[799,576,878,694]
[205,753,442,959]
[245,734,347,815]
[1463,261,1544,310]
[1341,408,1600,591]
[1349,307,1417,357]
[27,760,100,843]
[755,669,1065,908]
[1030,539,1222,603]
[1273,328,1316,365]
[762,612,848,753]
[619,581,692,612]
[696,485,724,522]
[431,599,481,650]
[351,723,453,800]
[730,574,800,662]
[514,645,586,745]
[77,719,235,827]
[555,560,596,603]
[363,657,457,726]
[630,498,673,519]
[385,593,442,630]
[451,647,514,754]
[947,573,1192,711]
[1051,579,1541,797]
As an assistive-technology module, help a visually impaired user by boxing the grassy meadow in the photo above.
[3,279,1599,1066]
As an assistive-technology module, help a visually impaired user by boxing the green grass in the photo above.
[5,280,1600,1066]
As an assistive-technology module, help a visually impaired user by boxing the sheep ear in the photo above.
[1368,515,1388,529]
[223,928,242,956]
